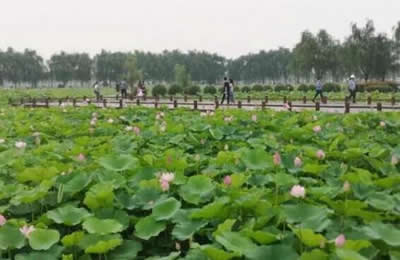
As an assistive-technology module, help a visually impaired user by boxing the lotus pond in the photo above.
[0,107,400,260]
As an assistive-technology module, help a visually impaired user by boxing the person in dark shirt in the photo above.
[312,78,324,102]
[220,77,231,105]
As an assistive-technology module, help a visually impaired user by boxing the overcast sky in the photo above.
[1,0,399,59]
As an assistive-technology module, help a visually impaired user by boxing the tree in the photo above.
[74,53,92,85]
[175,64,191,90]
[22,49,46,87]
[124,54,143,93]
[48,52,75,87]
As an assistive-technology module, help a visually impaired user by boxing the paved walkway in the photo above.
[22,98,400,113]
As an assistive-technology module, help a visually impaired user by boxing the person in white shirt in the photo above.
[93,81,100,101]
[347,75,357,103]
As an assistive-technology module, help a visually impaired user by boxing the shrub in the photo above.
[274,84,293,92]
[356,82,397,93]
[152,84,167,97]
[233,86,241,92]
[203,85,217,95]
[252,84,264,92]
[323,83,341,92]
[168,84,183,95]
[298,84,313,92]
[241,86,251,93]
[185,85,201,95]
[263,85,273,91]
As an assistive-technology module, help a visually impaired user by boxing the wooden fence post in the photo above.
[174,100,178,108]
[45,98,49,108]
[136,99,140,106]
[58,99,62,106]
[391,96,395,106]
[345,102,350,113]
[194,100,198,110]
[323,96,328,104]
[377,102,382,112]
[214,96,218,104]
[73,98,77,107]
[262,101,266,110]
[367,96,372,105]
[315,101,320,111]
[265,96,268,103]
[215,100,219,109]
[103,99,107,108]
[170,96,173,102]
[184,96,187,102]
[238,101,242,109]
[119,99,123,109]
[283,96,287,104]
[303,96,307,104]
[155,101,158,108]
[288,101,292,111]
[199,96,202,102]
[247,96,251,103]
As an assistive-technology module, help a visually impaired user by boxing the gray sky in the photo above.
[1,0,399,59]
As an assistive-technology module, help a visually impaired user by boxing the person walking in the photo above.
[120,80,128,99]
[93,81,101,101]
[220,77,231,105]
[137,81,144,98]
[229,78,235,103]
[347,75,357,103]
[312,78,324,102]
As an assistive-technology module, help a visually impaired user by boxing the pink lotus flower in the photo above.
[380,121,386,127]
[273,152,281,166]
[224,175,232,186]
[251,115,257,122]
[316,149,325,160]
[77,153,86,161]
[283,103,290,109]
[335,234,346,248]
[0,215,6,226]
[294,157,302,167]
[160,180,170,191]
[133,126,141,135]
[160,172,175,183]
[290,185,306,198]
[343,181,351,192]
[392,155,399,166]
[20,225,35,238]
[15,141,26,149]
[0,139,5,144]
[313,125,322,133]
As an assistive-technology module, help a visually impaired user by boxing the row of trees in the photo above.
[1,19,399,88]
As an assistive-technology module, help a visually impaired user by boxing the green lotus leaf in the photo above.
[152,197,181,221]
[28,229,60,250]
[47,205,91,226]
[82,217,123,235]
[216,231,257,256]
[79,234,123,254]
[240,148,272,170]
[247,244,299,260]
[171,210,208,241]
[336,248,367,260]
[361,222,400,247]
[15,245,64,260]
[179,175,215,205]
[61,231,85,247]
[294,228,326,247]
[134,216,166,240]
[0,224,26,250]
[98,154,138,171]
[146,252,180,260]
[83,182,114,210]
[202,246,240,260]
[300,249,329,260]
[108,240,143,260]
